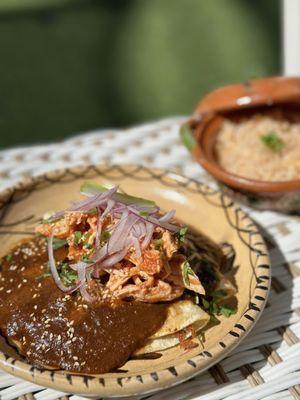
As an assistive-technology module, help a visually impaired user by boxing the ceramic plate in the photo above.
[0,165,270,397]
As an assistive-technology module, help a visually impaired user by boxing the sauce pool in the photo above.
[0,237,168,373]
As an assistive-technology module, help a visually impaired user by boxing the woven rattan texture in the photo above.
[0,117,299,400]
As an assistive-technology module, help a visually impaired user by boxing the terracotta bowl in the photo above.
[0,165,270,397]
[181,76,300,212]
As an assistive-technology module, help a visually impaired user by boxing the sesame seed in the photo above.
[34,305,38,310]
[73,356,78,360]
[6,289,12,294]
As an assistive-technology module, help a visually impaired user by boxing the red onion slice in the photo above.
[75,261,93,302]
[142,222,155,249]
[95,207,102,250]
[100,199,115,221]
[49,187,118,220]
[131,235,141,257]
[159,209,176,222]
[47,237,81,293]
[97,247,129,269]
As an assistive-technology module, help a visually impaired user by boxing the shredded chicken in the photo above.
[116,279,184,303]
[36,211,206,303]
[168,255,205,295]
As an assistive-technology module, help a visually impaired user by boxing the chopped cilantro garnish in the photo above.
[177,227,188,243]
[60,263,78,285]
[52,238,68,250]
[86,208,98,215]
[5,254,12,262]
[100,230,111,245]
[139,211,149,218]
[40,270,51,279]
[201,295,237,322]
[182,261,197,286]
[218,304,237,317]
[36,262,51,280]
[82,255,91,262]
[41,219,51,224]
[261,132,285,153]
[74,231,83,245]
[153,238,163,250]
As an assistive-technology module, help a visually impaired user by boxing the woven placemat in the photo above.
[0,117,299,400]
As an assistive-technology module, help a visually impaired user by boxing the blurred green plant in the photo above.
[0,0,280,148]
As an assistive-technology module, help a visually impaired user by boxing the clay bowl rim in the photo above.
[190,111,300,195]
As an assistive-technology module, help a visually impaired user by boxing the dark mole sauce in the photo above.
[0,238,168,374]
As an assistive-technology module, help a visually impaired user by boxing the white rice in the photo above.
[215,114,300,182]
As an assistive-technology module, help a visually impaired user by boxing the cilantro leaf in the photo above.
[74,231,83,245]
[177,227,188,243]
[5,254,12,262]
[218,304,237,317]
[261,132,285,153]
[182,261,197,286]
[100,230,111,245]
[82,254,91,262]
[52,238,67,250]
[60,263,78,285]
[153,238,163,250]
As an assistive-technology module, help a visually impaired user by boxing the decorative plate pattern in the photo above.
[0,164,270,397]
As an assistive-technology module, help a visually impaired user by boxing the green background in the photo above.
[0,0,280,148]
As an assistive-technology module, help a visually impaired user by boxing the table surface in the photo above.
[0,117,299,400]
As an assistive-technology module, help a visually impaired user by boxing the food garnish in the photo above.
[37,183,183,301]
[261,131,285,153]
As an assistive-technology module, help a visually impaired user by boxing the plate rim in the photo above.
[0,164,271,397]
